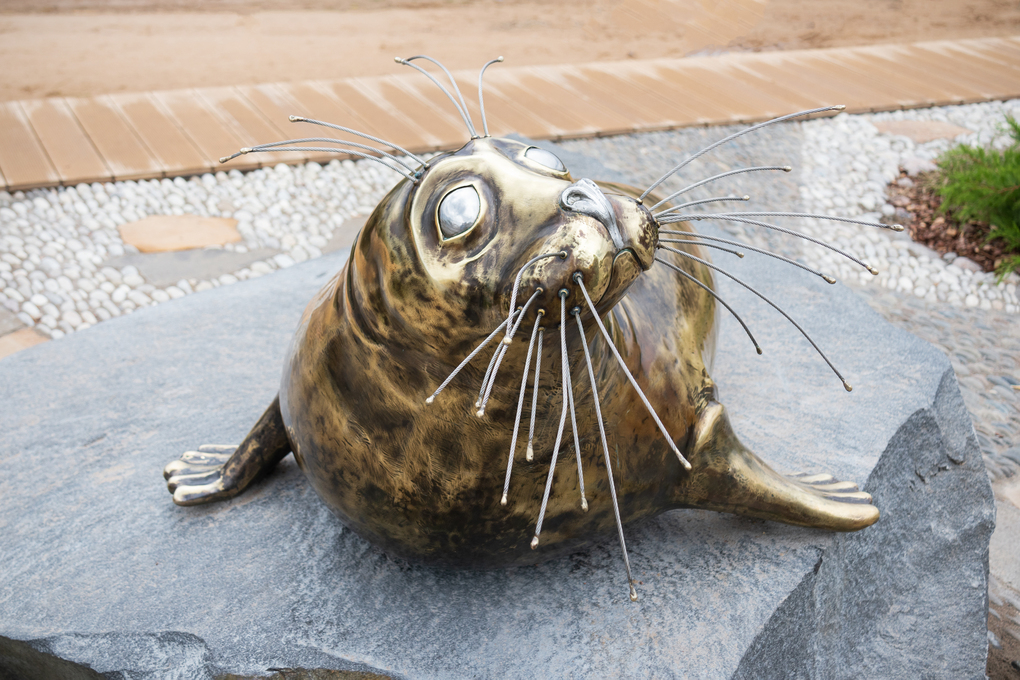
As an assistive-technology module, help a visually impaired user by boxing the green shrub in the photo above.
[934,114,1020,281]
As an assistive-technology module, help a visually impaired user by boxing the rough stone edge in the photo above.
[733,367,996,679]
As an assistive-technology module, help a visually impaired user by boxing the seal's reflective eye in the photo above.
[525,147,566,173]
[438,186,481,239]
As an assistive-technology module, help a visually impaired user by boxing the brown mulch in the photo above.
[887,170,1014,273]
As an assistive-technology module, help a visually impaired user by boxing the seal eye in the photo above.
[438,186,481,239]
[525,147,566,173]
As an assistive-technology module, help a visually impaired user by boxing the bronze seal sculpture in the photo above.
[164,57,891,600]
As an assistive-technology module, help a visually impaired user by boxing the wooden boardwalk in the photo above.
[1,35,1019,192]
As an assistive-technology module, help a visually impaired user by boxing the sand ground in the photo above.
[1,0,1020,101]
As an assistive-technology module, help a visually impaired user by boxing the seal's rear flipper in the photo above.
[673,402,879,531]
[163,396,291,506]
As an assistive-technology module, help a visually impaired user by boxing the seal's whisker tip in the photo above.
[475,408,486,418]
[497,56,504,61]
[581,498,589,512]
[500,494,508,506]
[892,224,905,232]
[843,381,853,392]
[783,166,793,172]
[737,252,745,258]
[823,275,837,284]
[530,536,539,550]
[526,444,534,462]
[742,195,750,200]
[756,346,763,355]
[630,584,639,602]
[868,266,880,275]
[239,147,252,154]
[425,395,435,405]
[501,337,513,346]
[288,115,302,122]
[218,156,230,164]
[834,104,847,110]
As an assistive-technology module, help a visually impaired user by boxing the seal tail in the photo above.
[163,396,292,506]
[674,401,879,531]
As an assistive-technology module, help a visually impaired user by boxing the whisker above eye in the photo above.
[658,233,836,284]
[649,166,792,214]
[639,105,845,202]
[667,249,852,391]
[221,146,418,182]
[287,115,429,168]
[396,55,479,139]
[231,137,420,173]
[660,214,879,275]
[477,56,504,138]
[654,256,762,354]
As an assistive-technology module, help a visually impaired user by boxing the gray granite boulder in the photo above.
[0,183,995,678]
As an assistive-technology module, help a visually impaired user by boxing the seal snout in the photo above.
[559,179,624,250]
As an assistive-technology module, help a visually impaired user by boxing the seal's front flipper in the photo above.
[163,395,291,506]
[674,402,879,531]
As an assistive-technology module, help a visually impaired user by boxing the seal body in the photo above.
[165,136,878,572]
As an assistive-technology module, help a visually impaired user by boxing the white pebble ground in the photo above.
[1,99,1018,339]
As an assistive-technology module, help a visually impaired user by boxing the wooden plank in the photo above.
[20,98,111,185]
[485,71,599,138]
[598,61,725,125]
[892,44,1013,99]
[934,41,1020,87]
[653,61,780,122]
[153,89,257,173]
[836,49,983,105]
[195,86,306,166]
[568,64,692,131]
[108,92,210,176]
[451,72,564,140]
[352,75,461,149]
[0,101,60,190]
[66,95,162,181]
[326,79,436,152]
[721,55,837,112]
[534,66,652,135]
[745,53,903,112]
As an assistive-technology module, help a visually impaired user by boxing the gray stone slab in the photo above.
[0,153,995,678]
[105,247,281,287]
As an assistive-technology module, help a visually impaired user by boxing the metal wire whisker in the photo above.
[685,211,904,232]
[478,289,543,417]
[220,146,418,182]
[477,56,504,138]
[287,115,429,167]
[501,310,544,507]
[667,249,852,391]
[573,273,692,470]
[225,136,419,172]
[396,55,478,138]
[563,316,588,512]
[658,235,835,283]
[425,311,519,405]
[654,256,762,354]
[668,195,751,212]
[649,166,792,214]
[640,105,845,202]
[659,214,880,275]
[526,326,545,462]
[504,251,566,345]
[659,239,745,259]
[572,305,638,602]
[531,291,572,550]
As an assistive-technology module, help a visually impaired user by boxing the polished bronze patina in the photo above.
[164,57,884,600]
